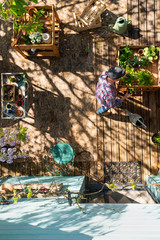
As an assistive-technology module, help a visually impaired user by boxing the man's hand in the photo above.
[121,91,133,101]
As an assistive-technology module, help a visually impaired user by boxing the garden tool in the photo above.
[125,109,147,130]
[109,17,132,35]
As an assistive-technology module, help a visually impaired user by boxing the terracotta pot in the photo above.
[28,7,37,17]
[16,99,24,107]
[138,49,144,56]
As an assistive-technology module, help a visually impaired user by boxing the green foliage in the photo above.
[139,56,150,68]
[129,55,141,68]
[13,190,19,204]
[119,45,133,68]
[143,45,159,62]
[121,66,137,88]
[107,183,118,191]
[17,126,28,143]
[0,128,4,138]
[120,66,153,88]
[27,185,32,199]
[119,45,159,69]
[152,131,160,145]
[135,70,154,86]
[0,0,45,34]
[76,195,85,214]
[129,180,136,190]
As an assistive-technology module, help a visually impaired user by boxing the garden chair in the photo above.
[46,139,75,176]
[73,0,106,32]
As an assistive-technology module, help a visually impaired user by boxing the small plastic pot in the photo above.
[28,7,37,17]
[138,49,144,56]
[152,133,160,145]
[16,100,24,107]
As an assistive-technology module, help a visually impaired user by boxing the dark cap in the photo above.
[108,66,126,80]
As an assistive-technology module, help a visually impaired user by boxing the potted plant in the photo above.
[143,45,159,62]
[0,127,29,164]
[118,45,159,69]
[135,70,154,86]
[0,0,45,35]
[29,32,42,44]
[152,131,160,145]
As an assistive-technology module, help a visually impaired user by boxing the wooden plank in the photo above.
[146,0,155,44]
[103,44,113,169]
[128,96,135,163]
[155,0,160,43]
[149,91,158,175]
[139,0,147,45]
[127,0,140,46]
[142,92,150,182]
[96,113,104,183]
[133,91,143,181]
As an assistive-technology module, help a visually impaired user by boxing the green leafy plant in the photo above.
[129,55,141,68]
[27,185,32,199]
[152,131,160,145]
[139,56,150,68]
[14,8,44,34]
[119,45,159,69]
[17,126,28,143]
[120,66,137,88]
[0,0,45,34]
[143,45,159,62]
[135,70,154,86]
[119,45,133,68]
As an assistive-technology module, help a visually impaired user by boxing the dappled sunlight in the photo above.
[1,200,160,239]
[0,199,127,238]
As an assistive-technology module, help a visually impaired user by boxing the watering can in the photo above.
[125,109,147,130]
[109,17,132,35]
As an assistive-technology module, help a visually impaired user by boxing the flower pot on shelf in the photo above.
[28,7,37,17]
[138,49,144,56]
[152,132,160,145]
[42,33,51,44]
[15,108,24,117]
[16,99,24,107]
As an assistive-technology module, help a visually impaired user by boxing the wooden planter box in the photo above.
[11,5,61,59]
[116,45,160,92]
[1,73,27,119]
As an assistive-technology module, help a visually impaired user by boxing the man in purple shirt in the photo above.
[95,66,132,115]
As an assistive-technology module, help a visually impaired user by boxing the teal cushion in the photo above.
[51,142,75,164]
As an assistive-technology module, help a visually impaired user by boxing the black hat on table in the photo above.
[108,66,126,80]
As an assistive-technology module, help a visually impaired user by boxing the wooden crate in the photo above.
[116,45,160,92]
[11,5,61,59]
[73,0,106,32]
[1,73,27,119]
